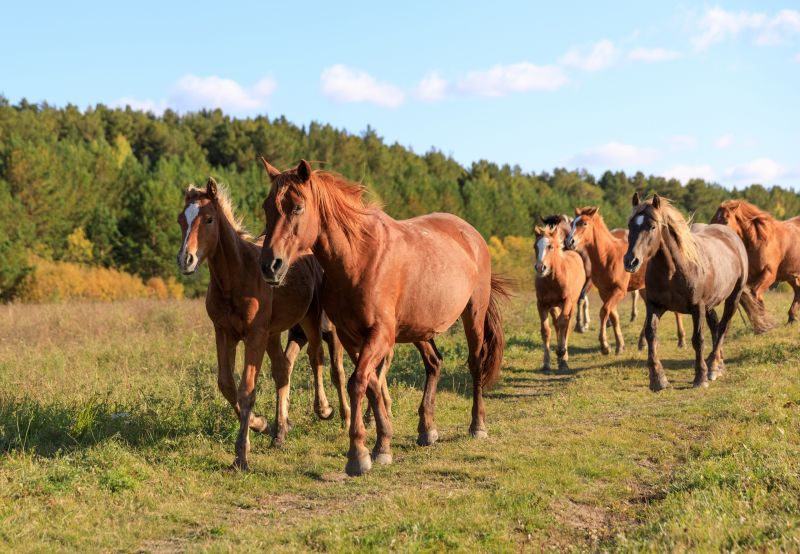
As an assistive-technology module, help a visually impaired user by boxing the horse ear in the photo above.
[574,207,581,216]
[297,159,312,182]
[260,157,281,179]
[539,216,547,225]
[560,214,570,225]
[206,177,218,201]
[534,225,544,236]
[632,192,640,206]
[652,194,661,210]
[585,207,598,217]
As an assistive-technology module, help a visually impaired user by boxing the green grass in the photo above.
[1,292,798,552]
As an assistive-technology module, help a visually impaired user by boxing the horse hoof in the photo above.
[371,451,393,465]
[251,418,270,434]
[345,454,372,477]
[317,405,335,420]
[708,369,723,381]
[693,379,710,388]
[231,458,249,472]
[649,379,670,393]
[540,365,552,373]
[557,361,570,372]
[470,428,488,439]
[677,340,686,349]
[615,347,624,355]
[601,346,610,355]
[417,429,439,446]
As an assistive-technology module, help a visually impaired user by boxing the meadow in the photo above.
[0,290,798,552]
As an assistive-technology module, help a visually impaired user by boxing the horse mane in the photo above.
[541,214,570,228]
[719,199,774,243]
[632,197,699,264]
[185,182,253,240]
[273,169,379,245]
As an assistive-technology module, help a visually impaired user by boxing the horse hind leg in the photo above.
[788,277,800,324]
[322,324,351,429]
[415,340,443,446]
[704,308,723,380]
[298,319,334,420]
[675,313,686,348]
[630,290,639,322]
[609,305,625,355]
[462,297,489,439]
[690,304,709,388]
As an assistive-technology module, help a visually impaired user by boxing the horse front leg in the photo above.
[705,308,722,380]
[555,306,572,371]
[323,325,351,429]
[539,305,552,371]
[630,290,639,322]
[233,331,268,470]
[609,305,625,355]
[598,300,612,355]
[708,294,738,381]
[345,328,393,476]
[690,303,709,388]
[267,333,293,447]
[645,303,668,392]
[788,277,800,324]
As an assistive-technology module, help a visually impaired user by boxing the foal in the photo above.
[624,194,772,391]
[565,207,685,354]
[711,200,800,325]
[176,178,348,470]
[534,225,585,371]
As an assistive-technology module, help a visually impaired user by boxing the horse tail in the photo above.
[739,287,775,335]
[480,275,512,389]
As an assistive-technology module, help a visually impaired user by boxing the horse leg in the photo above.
[705,308,722,380]
[598,299,612,355]
[630,290,639,322]
[214,327,268,432]
[675,313,686,348]
[367,357,394,466]
[574,296,585,333]
[645,303,669,392]
[610,305,625,355]
[462,297,489,439]
[555,307,571,371]
[690,303,709,388]
[708,294,738,381]
[322,324,351,429]
[233,331,268,470]
[415,339,443,446]
[267,333,293,447]
[345,328,392,476]
[582,295,591,332]
[298,317,334,420]
[539,305,552,371]
[788,277,800,324]
[380,349,394,418]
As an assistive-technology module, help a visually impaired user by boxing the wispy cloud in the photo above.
[662,164,716,184]
[560,39,619,71]
[113,75,276,115]
[415,72,448,101]
[320,64,405,108]
[628,47,681,62]
[693,7,800,50]
[714,133,735,149]
[725,157,786,185]
[568,142,659,168]
[456,63,567,96]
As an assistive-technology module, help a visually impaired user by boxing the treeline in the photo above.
[2,97,799,301]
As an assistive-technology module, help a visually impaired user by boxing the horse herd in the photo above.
[176,158,799,476]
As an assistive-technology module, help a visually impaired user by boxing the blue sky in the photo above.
[2,1,799,188]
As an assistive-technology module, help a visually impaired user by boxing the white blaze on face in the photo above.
[634,214,644,227]
[536,236,549,265]
[567,216,581,246]
[179,202,200,259]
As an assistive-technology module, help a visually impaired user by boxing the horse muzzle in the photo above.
[260,257,287,286]
[623,253,640,273]
[177,251,199,275]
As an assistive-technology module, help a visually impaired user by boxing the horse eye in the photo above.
[292,205,304,215]
[205,217,213,224]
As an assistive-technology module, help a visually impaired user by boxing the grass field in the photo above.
[1,290,798,552]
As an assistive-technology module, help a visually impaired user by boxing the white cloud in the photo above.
[113,75,276,114]
[693,7,800,50]
[568,142,659,168]
[320,64,405,108]
[628,47,681,62]
[725,158,785,185]
[415,72,448,101]
[662,164,717,183]
[714,133,735,149]
[560,39,619,71]
[669,135,698,151]
[456,63,567,96]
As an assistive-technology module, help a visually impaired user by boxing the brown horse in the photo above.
[258,158,508,476]
[534,225,585,371]
[624,193,773,391]
[176,178,349,470]
[565,206,685,354]
[711,200,800,324]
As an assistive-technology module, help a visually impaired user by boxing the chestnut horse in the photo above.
[711,200,800,324]
[565,206,685,354]
[624,193,773,391]
[258,158,508,476]
[534,225,585,371]
[542,214,642,331]
[176,178,349,470]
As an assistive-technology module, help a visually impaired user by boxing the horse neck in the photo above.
[207,217,248,296]
[312,217,372,287]
[656,226,687,277]
[547,250,571,284]
[587,220,622,267]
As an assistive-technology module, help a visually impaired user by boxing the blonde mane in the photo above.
[186,182,252,240]
[632,197,699,264]
[272,169,379,246]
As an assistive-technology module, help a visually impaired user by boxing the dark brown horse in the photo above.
[534,225,585,371]
[624,193,772,391]
[177,178,349,470]
[711,200,800,324]
[258,158,508,476]
[565,207,685,354]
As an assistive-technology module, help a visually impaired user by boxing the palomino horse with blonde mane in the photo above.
[711,199,800,324]
[176,178,349,470]
[624,193,773,391]
[258,158,509,476]
[534,224,585,371]
[565,206,685,354]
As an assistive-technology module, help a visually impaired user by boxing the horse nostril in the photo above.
[271,258,283,273]
[261,261,271,275]
[186,253,195,266]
